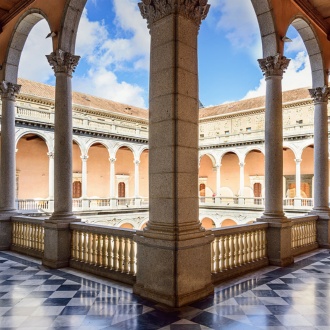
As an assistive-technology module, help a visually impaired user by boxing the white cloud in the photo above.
[243,51,312,99]
[18,20,53,82]
[214,0,262,58]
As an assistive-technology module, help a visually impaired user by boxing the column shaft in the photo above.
[134,160,140,197]
[81,156,88,198]
[216,164,221,196]
[48,152,55,200]
[295,159,302,198]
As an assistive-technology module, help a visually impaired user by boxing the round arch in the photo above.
[86,140,109,155]
[3,10,50,82]
[201,217,215,229]
[16,130,52,151]
[290,17,326,87]
[114,143,136,158]
[199,153,217,167]
[221,219,237,227]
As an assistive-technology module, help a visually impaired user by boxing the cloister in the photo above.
[0,0,330,323]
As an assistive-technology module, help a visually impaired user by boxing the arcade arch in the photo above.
[201,217,215,229]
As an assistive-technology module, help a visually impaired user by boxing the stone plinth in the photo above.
[134,232,214,307]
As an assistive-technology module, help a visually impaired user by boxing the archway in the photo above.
[221,152,240,198]
[201,217,215,229]
[199,154,216,199]
[16,133,49,199]
[221,219,237,227]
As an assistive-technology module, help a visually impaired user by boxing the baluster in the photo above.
[95,234,100,266]
[12,222,17,245]
[237,233,242,266]
[219,236,225,272]
[118,237,124,272]
[211,240,215,273]
[262,229,266,257]
[41,226,44,251]
[123,238,129,273]
[108,235,113,269]
[242,232,247,265]
[72,230,77,260]
[256,230,261,260]
[102,234,107,267]
[113,236,118,271]
[229,235,234,268]
[78,231,83,261]
[87,233,92,264]
[82,232,87,263]
[129,239,136,275]
[224,235,230,270]
[98,234,103,266]
[215,237,220,273]
[234,234,239,267]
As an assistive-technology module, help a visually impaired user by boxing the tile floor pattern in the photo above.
[1,251,330,329]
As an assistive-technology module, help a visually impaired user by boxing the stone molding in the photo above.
[258,54,290,78]
[138,0,210,27]
[46,50,80,76]
[0,81,21,100]
[309,86,330,104]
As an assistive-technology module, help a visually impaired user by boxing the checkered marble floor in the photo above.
[1,250,330,329]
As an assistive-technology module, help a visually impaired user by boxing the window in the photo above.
[246,127,251,132]
[225,130,229,135]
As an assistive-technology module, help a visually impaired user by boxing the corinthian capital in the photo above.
[258,54,290,78]
[139,0,210,28]
[0,81,21,100]
[46,50,80,76]
[309,86,330,104]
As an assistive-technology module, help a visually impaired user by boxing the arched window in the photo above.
[72,181,82,198]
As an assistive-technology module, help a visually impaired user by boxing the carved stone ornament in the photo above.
[46,50,80,76]
[0,81,21,100]
[258,54,290,78]
[309,86,330,103]
[138,0,210,28]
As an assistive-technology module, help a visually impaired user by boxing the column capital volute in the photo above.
[309,86,330,104]
[0,81,21,100]
[46,49,80,77]
[109,157,116,163]
[258,53,290,78]
[138,0,210,29]
[47,151,54,159]
[80,155,89,161]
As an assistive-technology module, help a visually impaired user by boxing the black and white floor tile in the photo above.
[1,250,330,329]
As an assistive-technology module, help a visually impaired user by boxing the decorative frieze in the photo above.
[309,86,330,104]
[0,81,21,100]
[258,54,290,78]
[46,50,80,76]
[138,0,210,27]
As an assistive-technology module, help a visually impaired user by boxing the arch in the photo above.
[73,137,85,155]
[243,147,265,159]
[250,0,278,57]
[85,139,109,154]
[119,223,134,229]
[199,153,217,167]
[4,10,50,82]
[290,17,326,87]
[114,143,136,158]
[221,219,237,227]
[140,221,148,230]
[59,0,88,54]
[117,219,137,229]
[220,150,240,163]
[16,130,52,151]
[201,217,215,229]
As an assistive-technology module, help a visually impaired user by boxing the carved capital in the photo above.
[109,158,116,164]
[46,50,80,76]
[0,81,21,100]
[294,158,302,164]
[134,159,141,165]
[309,86,330,104]
[258,54,290,78]
[139,0,210,28]
[47,151,54,159]
[80,155,89,161]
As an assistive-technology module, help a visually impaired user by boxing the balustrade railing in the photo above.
[291,216,318,256]
[70,223,136,284]
[11,217,45,258]
[211,223,268,283]
[17,199,49,211]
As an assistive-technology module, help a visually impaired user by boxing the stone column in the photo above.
[43,50,80,268]
[257,54,293,266]
[239,162,245,204]
[215,163,221,196]
[81,155,89,210]
[109,157,116,207]
[134,159,141,206]
[134,0,213,307]
[47,151,55,212]
[309,86,330,247]
[0,81,20,250]
[294,158,302,207]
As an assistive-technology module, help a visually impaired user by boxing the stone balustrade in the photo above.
[211,223,269,283]
[291,215,318,256]
[70,222,136,284]
[11,216,45,258]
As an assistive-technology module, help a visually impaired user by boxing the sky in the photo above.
[18,0,312,109]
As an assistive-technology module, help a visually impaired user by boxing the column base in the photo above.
[309,209,330,248]
[257,217,293,266]
[133,231,214,307]
[42,216,80,269]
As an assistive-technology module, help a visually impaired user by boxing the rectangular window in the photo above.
[246,127,251,132]
[225,130,229,135]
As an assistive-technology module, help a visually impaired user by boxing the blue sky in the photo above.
[18,0,312,108]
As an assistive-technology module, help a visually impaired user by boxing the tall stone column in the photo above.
[43,50,80,268]
[294,158,302,207]
[109,157,116,207]
[81,155,89,210]
[215,163,221,197]
[134,159,141,206]
[81,155,88,198]
[257,54,293,266]
[309,86,330,247]
[134,0,213,307]
[47,151,55,212]
[0,81,20,250]
[239,162,245,204]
